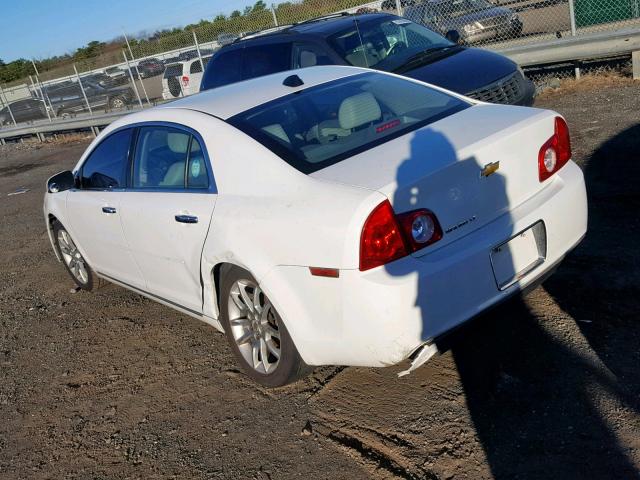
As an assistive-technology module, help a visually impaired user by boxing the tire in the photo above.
[109,96,126,109]
[219,266,311,387]
[167,76,182,98]
[52,221,94,291]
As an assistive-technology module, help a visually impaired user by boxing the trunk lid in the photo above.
[310,104,558,253]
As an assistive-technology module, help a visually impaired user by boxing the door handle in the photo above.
[102,206,117,214]
[175,214,198,224]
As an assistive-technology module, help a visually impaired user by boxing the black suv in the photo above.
[44,80,134,117]
[200,12,534,106]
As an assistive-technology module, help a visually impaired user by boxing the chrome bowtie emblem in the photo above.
[481,161,500,177]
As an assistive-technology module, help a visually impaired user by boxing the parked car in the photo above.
[177,49,214,62]
[382,0,418,9]
[45,80,134,117]
[134,57,165,78]
[404,0,523,44]
[103,66,130,86]
[200,12,534,106]
[45,66,587,386]
[82,73,118,88]
[0,97,48,125]
[162,56,211,100]
[163,56,180,65]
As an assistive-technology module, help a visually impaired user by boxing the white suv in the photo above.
[161,56,210,100]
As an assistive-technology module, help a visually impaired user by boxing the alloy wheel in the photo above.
[57,229,89,284]
[227,279,281,374]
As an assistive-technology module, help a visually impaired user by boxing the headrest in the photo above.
[167,132,189,154]
[299,50,317,68]
[338,92,381,130]
[262,124,291,144]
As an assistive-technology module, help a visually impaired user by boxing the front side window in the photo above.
[292,43,333,69]
[81,128,133,189]
[132,126,209,190]
[228,72,469,174]
[328,17,452,71]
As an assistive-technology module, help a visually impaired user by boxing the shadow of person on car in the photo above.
[386,127,638,478]
[543,123,640,410]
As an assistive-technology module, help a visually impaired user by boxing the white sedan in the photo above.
[44,66,587,387]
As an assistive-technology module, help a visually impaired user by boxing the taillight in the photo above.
[359,200,442,271]
[539,116,571,182]
[181,75,189,87]
[396,209,443,251]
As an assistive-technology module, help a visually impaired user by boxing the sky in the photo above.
[0,0,259,62]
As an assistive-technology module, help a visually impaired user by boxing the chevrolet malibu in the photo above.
[44,66,587,387]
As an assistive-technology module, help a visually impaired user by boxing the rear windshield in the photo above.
[227,72,469,174]
[164,64,183,78]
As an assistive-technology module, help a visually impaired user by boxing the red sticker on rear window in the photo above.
[376,119,401,134]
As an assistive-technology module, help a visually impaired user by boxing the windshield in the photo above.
[433,0,493,16]
[328,17,452,71]
[228,72,469,174]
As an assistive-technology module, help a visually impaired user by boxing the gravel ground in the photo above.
[1,80,639,479]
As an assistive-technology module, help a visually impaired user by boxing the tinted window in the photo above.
[292,43,333,69]
[201,50,242,90]
[164,64,183,78]
[190,56,211,74]
[132,126,191,189]
[228,72,469,174]
[81,129,133,189]
[190,60,203,74]
[187,137,209,189]
[242,43,292,81]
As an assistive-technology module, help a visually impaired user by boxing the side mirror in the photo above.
[47,170,75,193]
[445,29,462,44]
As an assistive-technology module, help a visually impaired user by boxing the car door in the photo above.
[118,124,217,314]
[65,128,147,288]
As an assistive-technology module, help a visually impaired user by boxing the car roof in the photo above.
[222,12,394,48]
[288,12,391,35]
[157,65,370,119]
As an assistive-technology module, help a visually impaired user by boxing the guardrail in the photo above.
[1,26,639,144]
[496,25,640,65]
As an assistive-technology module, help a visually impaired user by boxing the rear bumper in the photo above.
[262,161,587,367]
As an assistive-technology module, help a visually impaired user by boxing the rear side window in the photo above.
[190,57,211,74]
[242,43,292,80]
[132,126,190,189]
[81,129,133,189]
[187,138,209,189]
[201,50,242,90]
[132,126,209,190]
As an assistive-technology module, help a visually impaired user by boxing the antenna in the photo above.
[353,19,369,68]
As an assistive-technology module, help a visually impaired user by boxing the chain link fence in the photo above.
[1,0,638,130]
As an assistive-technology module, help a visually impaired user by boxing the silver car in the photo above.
[405,0,523,44]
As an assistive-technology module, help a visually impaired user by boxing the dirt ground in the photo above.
[1,79,639,480]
